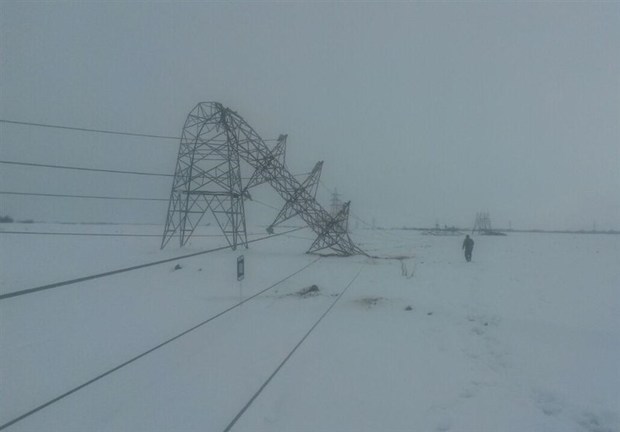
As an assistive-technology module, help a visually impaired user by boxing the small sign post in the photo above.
[237,255,244,302]
[237,255,244,281]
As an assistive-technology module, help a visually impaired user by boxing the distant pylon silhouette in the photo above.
[472,211,492,234]
[329,188,343,216]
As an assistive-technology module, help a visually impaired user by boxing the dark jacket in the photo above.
[462,237,474,251]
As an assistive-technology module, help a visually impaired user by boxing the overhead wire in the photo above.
[0,226,307,301]
[223,265,364,432]
[0,160,173,177]
[0,193,287,215]
[0,255,322,431]
[0,231,268,238]
[1,117,365,238]
[0,160,311,179]
[0,117,377,429]
[0,118,280,142]
[280,233,317,241]
[248,197,281,212]
[0,191,168,201]
[0,120,313,225]
[0,118,180,140]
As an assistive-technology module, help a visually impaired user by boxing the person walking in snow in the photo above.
[462,235,474,262]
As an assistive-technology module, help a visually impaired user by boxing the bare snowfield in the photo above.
[1,224,618,432]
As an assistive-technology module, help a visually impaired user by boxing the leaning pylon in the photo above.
[161,102,364,256]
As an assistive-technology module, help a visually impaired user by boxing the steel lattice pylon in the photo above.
[161,102,365,256]
[472,211,492,234]
[161,103,247,250]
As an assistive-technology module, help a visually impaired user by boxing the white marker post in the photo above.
[237,255,245,301]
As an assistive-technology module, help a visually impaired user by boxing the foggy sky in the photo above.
[1,2,619,230]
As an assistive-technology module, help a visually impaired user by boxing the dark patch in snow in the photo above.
[173,264,182,271]
[405,305,413,311]
[467,314,501,329]
[294,285,320,297]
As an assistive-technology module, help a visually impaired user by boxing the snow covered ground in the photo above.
[1,224,619,432]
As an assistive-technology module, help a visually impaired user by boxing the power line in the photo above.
[0,191,288,216]
[249,197,281,212]
[0,231,176,238]
[0,231,268,238]
[0,159,311,179]
[350,210,373,228]
[0,255,321,431]
[0,118,281,142]
[223,266,363,432]
[0,160,173,177]
[281,233,317,241]
[0,227,307,301]
[0,191,168,201]
[0,119,180,140]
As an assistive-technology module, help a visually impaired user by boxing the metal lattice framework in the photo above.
[266,161,322,234]
[161,102,365,256]
[472,211,492,234]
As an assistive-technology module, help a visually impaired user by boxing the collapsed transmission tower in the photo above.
[161,102,365,256]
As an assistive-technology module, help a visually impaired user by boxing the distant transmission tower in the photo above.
[329,188,343,216]
[161,102,365,256]
[472,211,492,234]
